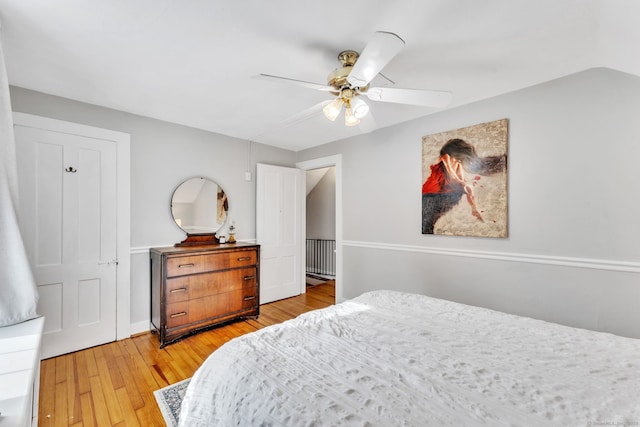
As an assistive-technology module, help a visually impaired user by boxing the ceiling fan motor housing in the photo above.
[327,66,352,92]
[338,50,359,67]
[328,50,369,94]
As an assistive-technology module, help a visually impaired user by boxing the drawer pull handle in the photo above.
[243,275,255,281]
[243,296,256,301]
[170,311,187,318]
[178,263,195,269]
[237,256,251,261]
[170,288,187,293]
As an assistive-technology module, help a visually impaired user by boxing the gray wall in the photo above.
[306,167,336,240]
[11,68,640,338]
[297,68,640,338]
[10,87,296,331]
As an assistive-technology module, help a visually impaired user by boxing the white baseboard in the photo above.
[129,320,151,336]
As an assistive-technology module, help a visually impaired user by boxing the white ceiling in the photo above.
[0,0,638,151]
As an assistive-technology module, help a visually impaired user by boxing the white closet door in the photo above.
[256,163,305,304]
[15,125,118,359]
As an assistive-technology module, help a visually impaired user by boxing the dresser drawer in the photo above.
[240,286,259,309]
[186,286,259,324]
[166,249,258,277]
[166,285,258,328]
[165,279,190,304]
[165,267,257,303]
[165,302,190,328]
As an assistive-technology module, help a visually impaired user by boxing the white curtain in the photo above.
[0,29,39,326]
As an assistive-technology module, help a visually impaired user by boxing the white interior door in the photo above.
[256,163,305,304]
[15,125,118,359]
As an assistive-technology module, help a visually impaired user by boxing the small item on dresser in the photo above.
[218,235,226,243]
[228,224,236,243]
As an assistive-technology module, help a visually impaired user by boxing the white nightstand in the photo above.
[0,316,44,427]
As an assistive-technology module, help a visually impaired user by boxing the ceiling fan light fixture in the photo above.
[322,98,344,121]
[344,105,360,127]
[257,31,453,133]
[350,97,369,119]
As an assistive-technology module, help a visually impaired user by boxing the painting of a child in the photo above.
[422,119,508,237]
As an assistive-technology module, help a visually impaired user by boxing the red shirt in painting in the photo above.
[422,162,464,194]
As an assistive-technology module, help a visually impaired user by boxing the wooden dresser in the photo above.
[150,243,260,347]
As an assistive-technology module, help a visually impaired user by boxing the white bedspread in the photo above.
[178,290,640,426]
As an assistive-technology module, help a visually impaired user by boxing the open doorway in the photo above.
[305,167,336,297]
[297,155,342,304]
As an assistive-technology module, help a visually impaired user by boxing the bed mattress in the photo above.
[178,290,640,426]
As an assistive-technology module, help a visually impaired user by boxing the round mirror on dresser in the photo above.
[171,177,228,246]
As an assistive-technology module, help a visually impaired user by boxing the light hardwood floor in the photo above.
[38,282,335,427]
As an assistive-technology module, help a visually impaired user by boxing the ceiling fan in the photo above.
[254,31,453,127]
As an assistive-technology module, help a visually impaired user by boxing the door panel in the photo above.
[77,148,102,262]
[281,173,298,245]
[37,282,63,333]
[35,142,64,265]
[15,125,118,358]
[77,278,101,326]
[256,164,304,304]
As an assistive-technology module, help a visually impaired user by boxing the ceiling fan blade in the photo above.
[279,100,332,125]
[251,100,332,141]
[253,74,335,92]
[365,87,452,108]
[347,31,405,88]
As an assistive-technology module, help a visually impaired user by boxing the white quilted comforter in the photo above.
[178,290,640,426]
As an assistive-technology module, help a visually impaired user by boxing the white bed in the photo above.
[178,290,640,426]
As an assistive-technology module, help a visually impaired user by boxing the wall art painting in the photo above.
[422,118,508,237]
